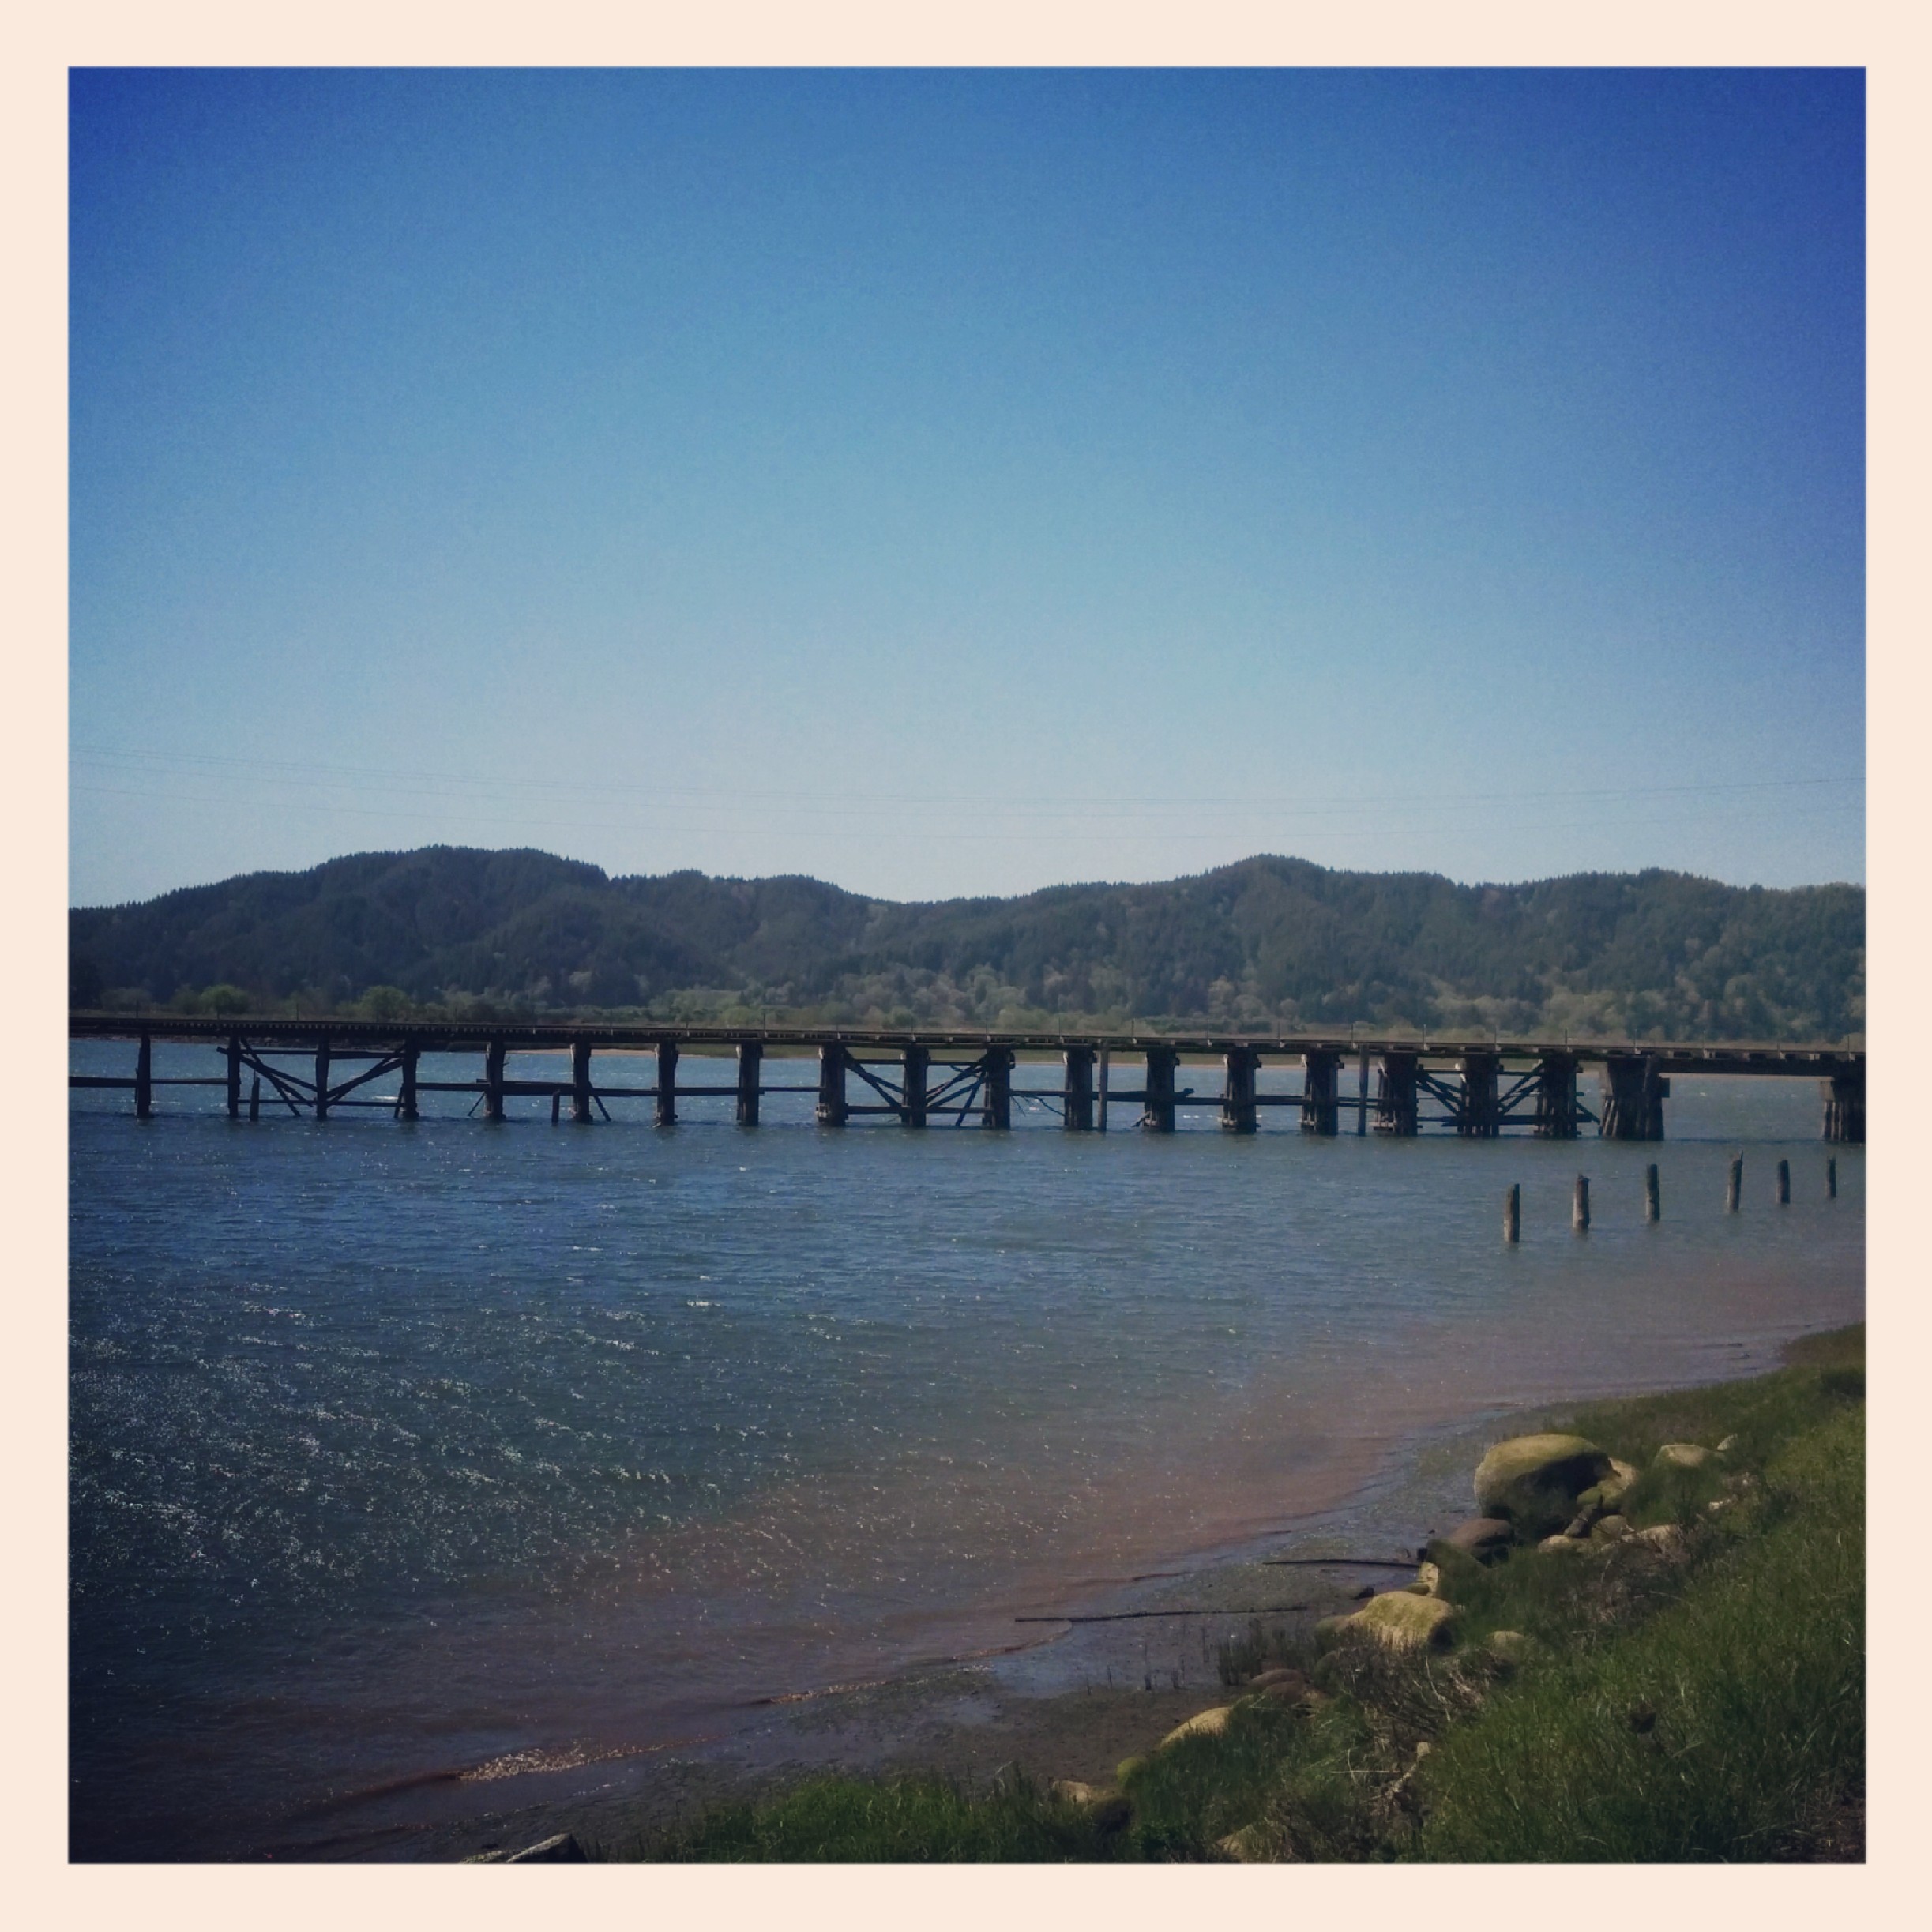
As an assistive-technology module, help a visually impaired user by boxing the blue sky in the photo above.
[69,67,1864,908]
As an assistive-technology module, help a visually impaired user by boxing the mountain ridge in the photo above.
[69,846,1865,1042]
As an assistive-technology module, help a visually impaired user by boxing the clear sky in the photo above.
[69,66,1864,909]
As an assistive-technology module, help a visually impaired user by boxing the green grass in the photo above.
[617,1327,1864,1862]
[641,1771,1122,1862]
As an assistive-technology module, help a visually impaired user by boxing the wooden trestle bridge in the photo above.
[69,1014,1866,1142]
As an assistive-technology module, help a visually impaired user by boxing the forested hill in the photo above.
[70,848,1865,1042]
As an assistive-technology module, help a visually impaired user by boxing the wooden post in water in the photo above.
[314,1036,332,1121]
[1096,1047,1111,1132]
[551,1092,561,1125]
[1301,1049,1340,1135]
[399,1040,419,1121]
[1644,1162,1661,1223]
[1220,1046,1258,1133]
[1140,1047,1178,1133]
[225,1036,242,1118]
[735,1041,762,1125]
[1726,1155,1743,1212]
[816,1043,848,1126]
[1573,1173,1591,1233]
[902,1044,929,1128]
[1776,1158,1791,1205]
[483,1037,506,1122]
[1062,1046,1094,1131]
[1356,1050,1369,1135]
[1373,1053,1418,1135]
[1503,1182,1520,1244]
[248,1075,261,1122]
[571,1038,593,1123]
[655,1039,678,1126]
[982,1046,1013,1130]
[134,1029,152,1119]
[1827,1156,1837,1199]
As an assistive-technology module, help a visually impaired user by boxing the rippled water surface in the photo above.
[70,1043,1862,1858]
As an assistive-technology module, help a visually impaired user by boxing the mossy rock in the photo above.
[1159,1706,1234,1749]
[1115,1754,1147,1785]
[1655,1442,1712,1471]
[1319,1589,1456,1653]
[1474,1433,1614,1537]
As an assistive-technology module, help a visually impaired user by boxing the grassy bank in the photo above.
[622,1326,1864,1863]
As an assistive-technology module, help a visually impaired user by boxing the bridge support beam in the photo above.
[1220,1046,1258,1133]
[1457,1054,1500,1137]
[1139,1047,1178,1131]
[655,1040,678,1126]
[1301,1049,1340,1135]
[134,1030,152,1120]
[1062,1046,1095,1130]
[735,1042,762,1125]
[572,1039,594,1123]
[817,1043,848,1126]
[315,1036,333,1121]
[1822,1068,1864,1143]
[226,1036,242,1118]
[1599,1054,1666,1140]
[399,1041,419,1121]
[1373,1052,1418,1135]
[1533,1053,1579,1138]
[982,1047,1013,1129]
[902,1045,929,1127]
[483,1037,505,1122]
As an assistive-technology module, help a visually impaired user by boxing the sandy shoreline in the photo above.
[307,1393,1582,1862]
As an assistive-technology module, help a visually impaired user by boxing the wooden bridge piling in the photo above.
[1141,1047,1178,1132]
[1096,1048,1111,1131]
[1727,1155,1744,1212]
[226,1036,242,1118]
[483,1038,506,1122]
[1457,1054,1500,1138]
[1220,1046,1258,1133]
[399,1042,419,1121]
[1573,1174,1591,1232]
[1374,1052,1419,1135]
[1776,1158,1791,1205]
[1301,1049,1340,1135]
[134,1030,152,1120]
[1503,1182,1520,1244]
[1821,1069,1863,1143]
[982,1047,1014,1130]
[571,1039,593,1123]
[736,1042,762,1125]
[902,1044,929,1128]
[655,1040,678,1126]
[817,1043,848,1126]
[1827,1155,1837,1198]
[1534,1054,1579,1138]
[1645,1162,1661,1222]
[1599,1055,1667,1140]
[248,1075,261,1122]
[314,1037,333,1121]
[1063,1046,1095,1131]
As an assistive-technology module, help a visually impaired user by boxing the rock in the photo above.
[1351,1582,1377,1599]
[1716,1435,1740,1456]
[1216,1821,1275,1862]
[1160,1706,1234,1749]
[1655,1442,1711,1471]
[1249,1667,1313,1701]
[1610,1457,1639,1488]
[1485,1629,1539,1667]
[1115,1754,1148,1784]
[1053,1781,1132,1830]
[1439,1516,1515,1561]
[1562,1502,1604,1539]
[497,1832,587,1863]
[1474,1434,1615,1538]
[1590,1513,1632,1543]
[1634,1522,1687,1557]
[1538,1533,1591,1554]
[1320,1590,1456,1652]
[1413,1560,1444,1597]
[1052,1779,1104,1803]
